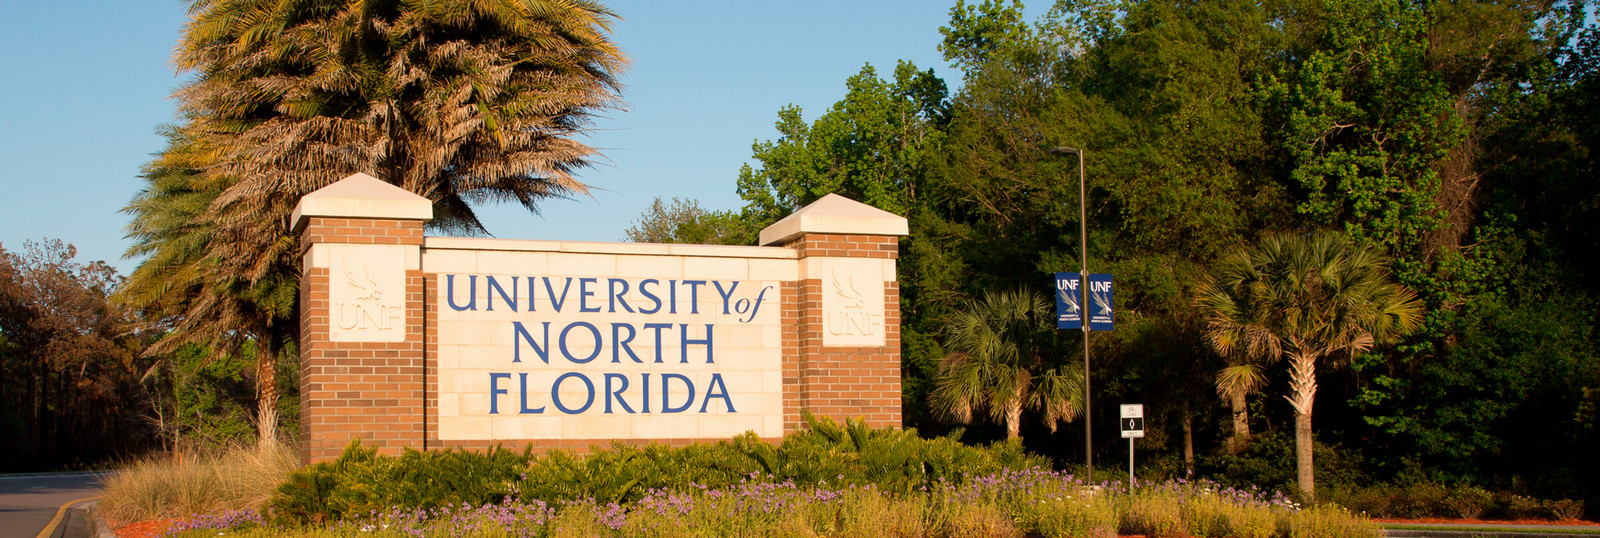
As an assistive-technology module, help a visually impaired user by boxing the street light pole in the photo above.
[1050,146,1091,479]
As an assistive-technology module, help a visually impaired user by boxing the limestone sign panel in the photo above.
[816,257,887,347]
[429,248,788,441]
[327,244,408,342]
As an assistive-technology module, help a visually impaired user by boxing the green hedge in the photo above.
[1325,482,1586,520]
[268,414,1048,525]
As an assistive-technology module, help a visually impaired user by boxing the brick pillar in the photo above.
[759,194,909,430]
[292,173,433,463]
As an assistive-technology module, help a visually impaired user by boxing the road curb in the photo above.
[36,497,99,538]
[1385,530,1600,537]
[87,503,116,538]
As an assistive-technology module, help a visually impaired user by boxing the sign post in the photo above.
[1057,272,1114,480]
[1120,404,1144,485]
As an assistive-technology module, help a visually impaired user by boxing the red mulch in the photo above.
[113,518,179,538]
[1373,517,1600,526]
[1116,520,1598,538]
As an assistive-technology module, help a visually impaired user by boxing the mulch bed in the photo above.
[113,518,178,538]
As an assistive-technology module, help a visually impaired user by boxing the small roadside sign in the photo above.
[1120,404,1144,439]
[1121,403,1144,485]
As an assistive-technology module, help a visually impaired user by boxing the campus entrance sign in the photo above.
[292,174,908,463]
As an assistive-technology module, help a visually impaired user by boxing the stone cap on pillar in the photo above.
[291,172,433,232]
[757,193,909,246]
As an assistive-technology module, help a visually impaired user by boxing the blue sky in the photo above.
[0,1,1049,274]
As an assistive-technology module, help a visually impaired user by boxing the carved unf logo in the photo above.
[335,262,403,332]
[327,245,408,343]
[825,269,882,337]
[818,258,886,347]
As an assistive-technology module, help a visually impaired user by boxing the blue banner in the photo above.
[1055,273,1113,331]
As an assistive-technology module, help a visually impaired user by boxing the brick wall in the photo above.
[787,233,902,430]
[300,217,424,246]
[298,217,427,464]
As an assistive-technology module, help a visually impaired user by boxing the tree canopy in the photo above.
[120,0,628,445]
[648,0,1599,498]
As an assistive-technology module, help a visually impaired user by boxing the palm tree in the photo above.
[1195,231,1423,499]
[1214,361,1267,454]
[121,0,626,445]
[176,0,625,281]
[120,128,299,447]
[931,288,1082,440]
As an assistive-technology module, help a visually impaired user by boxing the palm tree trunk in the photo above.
[1295,410,1313,499]
[1182,411,1194,474]
[1286,351,1318,500]
[255,329,279,449]
[1005,401,1022,439]
[1229,390,1251,453]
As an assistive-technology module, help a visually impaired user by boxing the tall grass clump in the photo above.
[1279,504,1380,538]
[98,442,297,527]
[1116,479,1300,538]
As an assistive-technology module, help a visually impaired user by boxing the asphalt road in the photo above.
[0,472,110,537]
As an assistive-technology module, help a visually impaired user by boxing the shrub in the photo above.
[737,414,1048,495]
[1392,481,1449,518]
[1120,488,1185,537]
[1505,494,1546,519]
[1442,485,1492,519]
[1547,499,1584,520]
[518,441,756,504]
[1198,432,1369,495]
[174,472,1379,538]
[266,415,1051,525]
[1325,484,1395,517]
[268,441,526,525]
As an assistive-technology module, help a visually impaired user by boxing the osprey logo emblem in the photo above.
[328,245,407,342]
[1057,287,1080,316]
[335,261,403,332]
[831,270,866,311]
[345,264,384,303]
[820,260,886,346]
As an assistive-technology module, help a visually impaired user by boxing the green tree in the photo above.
[938,0,1033,72]
[734,61,956,430]
[930,0,1292,460]
[736,62,947,226]
[623,197,754,245]
[0,240,152,470]
[699,0,1595,492]
[931,288,1082,440]
[122,0,626,444]
[120,128,300,446]
[1195,231,1423,498]
[1338,2,1598,493]
[1214,360,1268,454]
[141,343,258,452]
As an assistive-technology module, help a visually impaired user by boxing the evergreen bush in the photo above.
[266,415,1049,525]
[1442,486,1491,519]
